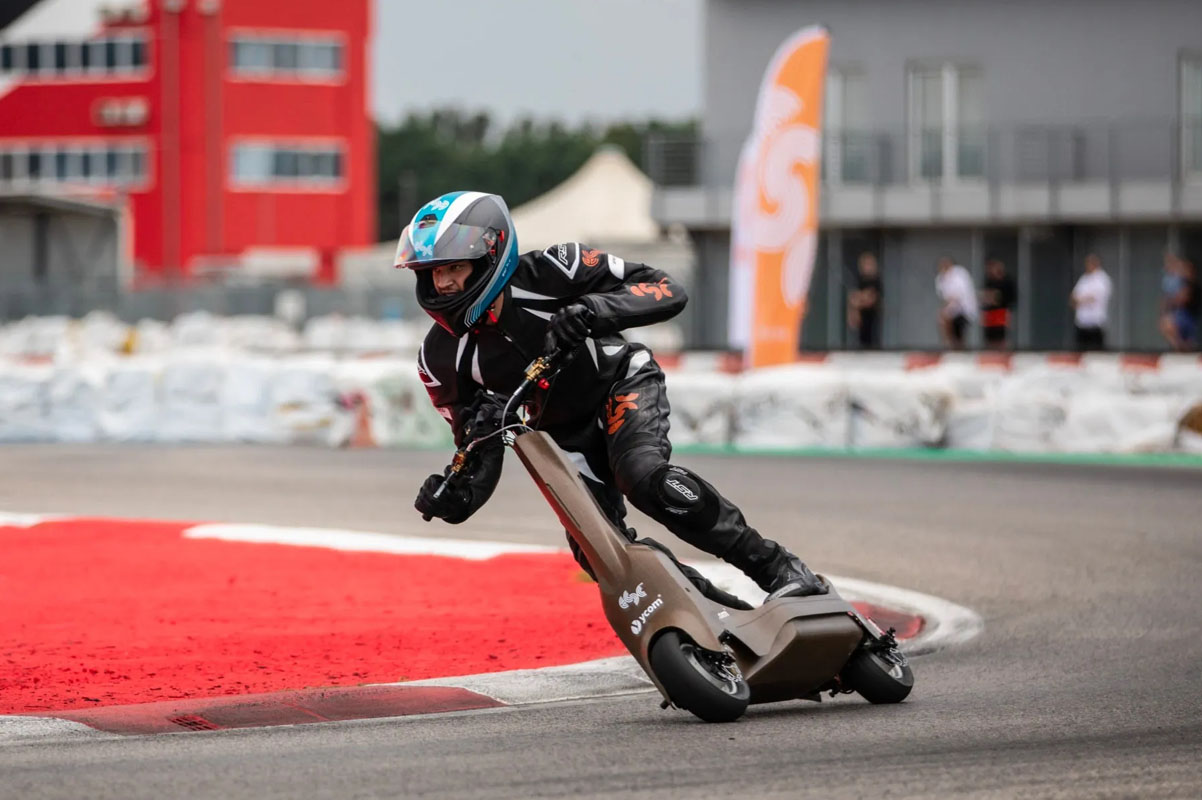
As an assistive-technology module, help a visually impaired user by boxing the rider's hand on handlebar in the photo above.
[544,302,596,354]
[458,391,510,449]
[415,472,473,523]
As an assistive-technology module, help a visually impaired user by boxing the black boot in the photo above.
[762,554,828,601]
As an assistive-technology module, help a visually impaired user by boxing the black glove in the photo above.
[545,302,596,354]
[415,472,473,524]
[457,391,506,448]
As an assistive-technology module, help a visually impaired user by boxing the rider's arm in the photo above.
[539,243,688,335]
[415,335,504,523]
[417,331,474,443]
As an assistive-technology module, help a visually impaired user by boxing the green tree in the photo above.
[376,110,698,243]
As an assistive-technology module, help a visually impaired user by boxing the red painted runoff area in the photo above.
[1,517,921,714]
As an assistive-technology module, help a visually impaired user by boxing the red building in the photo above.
[0,0,375,284]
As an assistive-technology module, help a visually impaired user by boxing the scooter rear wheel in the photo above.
[649,630,750,723]
[841,647,914,704]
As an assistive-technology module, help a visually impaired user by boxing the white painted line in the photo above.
[183,524,560,560]
[400,656,653,705]
[0,512,66,528]
[0,716,114,745]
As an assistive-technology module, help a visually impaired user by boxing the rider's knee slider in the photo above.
[633,464,720,531]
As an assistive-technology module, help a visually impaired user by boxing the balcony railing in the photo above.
[645,118,1202,189]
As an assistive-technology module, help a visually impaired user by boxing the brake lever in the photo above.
[421,448,470,522]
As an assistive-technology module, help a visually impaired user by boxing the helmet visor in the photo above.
[395,222,497,269]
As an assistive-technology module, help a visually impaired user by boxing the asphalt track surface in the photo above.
[2,444,1201,799]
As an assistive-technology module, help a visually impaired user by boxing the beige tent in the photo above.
[510,145,660,251]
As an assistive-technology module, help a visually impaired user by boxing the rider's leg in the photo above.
[554,427,754,609]
[602,354,826,599]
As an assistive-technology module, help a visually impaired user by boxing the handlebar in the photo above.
[421,348,566,521]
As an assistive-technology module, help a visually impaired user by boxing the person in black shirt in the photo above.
[1179,259,1200,349]
[980,258,1017,351]
[847,251,882,349]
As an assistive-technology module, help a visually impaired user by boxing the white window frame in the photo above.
[10,147,29,184]
[2,42,27,76]
[87,39,106,75]
[1182,52,1202,181]
[229,139,347,189]
[228,31,346,82]
[824,66,871,185]
[908,61,984,185]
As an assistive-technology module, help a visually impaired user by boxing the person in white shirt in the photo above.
[1070,253,1113,351]
[935,256,979,350]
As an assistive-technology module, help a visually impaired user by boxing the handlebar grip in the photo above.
[421,474,453,522]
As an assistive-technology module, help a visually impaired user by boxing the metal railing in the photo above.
[0,279,421,325]
[645,118,1202,188]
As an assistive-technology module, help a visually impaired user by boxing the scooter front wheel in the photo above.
[649,630,750,723]
[840,646,914,704]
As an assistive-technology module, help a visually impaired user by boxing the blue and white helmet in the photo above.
[394,191,519,337]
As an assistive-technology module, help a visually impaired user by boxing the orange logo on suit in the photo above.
[629,279,673,301]
[606,393,640,434]
[581,248,602,267]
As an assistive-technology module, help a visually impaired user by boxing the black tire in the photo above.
[841,647,914,704]
[649,630,750,723]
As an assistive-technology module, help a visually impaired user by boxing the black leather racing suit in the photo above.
[417,242,797,593]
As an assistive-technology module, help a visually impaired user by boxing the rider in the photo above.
[396,190,827,603]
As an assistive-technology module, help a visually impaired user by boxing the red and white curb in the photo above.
[1,517,981,743]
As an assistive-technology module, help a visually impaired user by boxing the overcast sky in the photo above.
[372,0,703,127]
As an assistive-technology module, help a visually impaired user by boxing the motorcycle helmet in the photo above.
[394,191,518,337]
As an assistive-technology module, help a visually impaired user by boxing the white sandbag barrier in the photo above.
[663,352,1202,456]
[730,366,850,449]
[1,327,1201,455]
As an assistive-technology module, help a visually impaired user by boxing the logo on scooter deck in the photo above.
[629,595,664,635]
[618,583,648,610]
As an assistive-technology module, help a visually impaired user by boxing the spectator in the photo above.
[935,256,978,350]
[979,257,1017,351]
[1179,259,1200,350]
[1069,253,1112,351]
[847,251,883,349]
[1159,253,1198,351]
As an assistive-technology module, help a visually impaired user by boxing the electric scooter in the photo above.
[427,350,914,723]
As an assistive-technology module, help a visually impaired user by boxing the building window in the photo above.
[229,34,344,80]
[1183,55,1202,178]
[0,33,148,79]
[0,142,149,187]
[230,142,345,186]
[908,63,985,182]
[824,68,871,184]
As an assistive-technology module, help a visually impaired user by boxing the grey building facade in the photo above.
[649,0,1202,350]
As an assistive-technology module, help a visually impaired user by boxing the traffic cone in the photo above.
[349,392,376,448]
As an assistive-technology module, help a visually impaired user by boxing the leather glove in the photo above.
[456,391,508,449]
[415,472,473,524]
[545,302,596,354]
